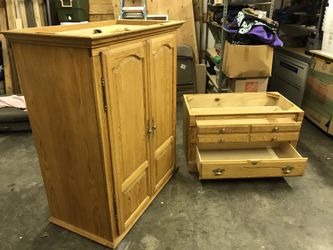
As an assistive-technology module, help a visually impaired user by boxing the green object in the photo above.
[55,0,89,22]
[212,55,221,65]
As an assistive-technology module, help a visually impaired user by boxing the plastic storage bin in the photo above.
[55,0,89,22]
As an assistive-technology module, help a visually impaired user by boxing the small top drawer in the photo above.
[196,120,250,134]
[251,123,301,133]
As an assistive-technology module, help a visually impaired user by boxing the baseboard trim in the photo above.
[49,217,114,248]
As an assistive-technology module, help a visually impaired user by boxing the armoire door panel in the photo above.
[102,42,150,233]
[154,137,174,190]
[122,169,150,228]
[148,34,177,191]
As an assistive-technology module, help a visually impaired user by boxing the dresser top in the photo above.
[184,92,303,116]
[2,20,184,48]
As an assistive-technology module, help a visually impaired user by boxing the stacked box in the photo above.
[222,41,273,92]
[302,57,333,135]
[227,78,269,92]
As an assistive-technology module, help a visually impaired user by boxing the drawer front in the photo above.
[200,163,306,179]
[196,144,307,179]
[198,125,250,134]
[250,132,299,142]
[251,123,301,133]
[197,134,249,144]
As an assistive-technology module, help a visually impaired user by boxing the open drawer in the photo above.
[196,143,307,179]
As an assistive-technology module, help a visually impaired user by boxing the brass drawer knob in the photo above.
[250,160,259,165]
[272,136,278,141]
[212,168,225,176]
[220,138,225,143]
[272,126,279,132]
[220,128,226,133]
[282,166,294,174]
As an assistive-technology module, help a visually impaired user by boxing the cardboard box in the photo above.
[228,78,269,92]
[313,57,333,75]
[222,41,274,78]
[304,70,333,108]
[302,66,333,135]
[302,104,333,135]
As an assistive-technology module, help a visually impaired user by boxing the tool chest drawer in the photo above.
[250,132,300,142]
[196,143,307,180]
[251,123,301,133]
[197,134,249,144]
[197,120,250,134]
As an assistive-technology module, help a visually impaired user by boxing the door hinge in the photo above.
[101,77,108,112]
[113,196,119,221]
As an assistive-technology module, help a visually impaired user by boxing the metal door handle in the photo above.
[152,117,157,131]
[212,168,225,176]
[147,120,152,136]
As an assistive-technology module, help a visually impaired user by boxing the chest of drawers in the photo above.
[183,92,307,179]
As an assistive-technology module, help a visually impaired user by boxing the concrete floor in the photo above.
[1,105,333,250]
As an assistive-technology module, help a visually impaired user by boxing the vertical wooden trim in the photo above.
[32,0,41,26]
[0,37,13,94]
[91,55,118,240]
[14,0,23,29]
[100,51,124,235]
[171,32,177,172]
[146,39,155,196]
[38,0,45,26]
[18,0,28,28]
[5,0,16,29]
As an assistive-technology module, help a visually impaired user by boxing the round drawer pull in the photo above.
[219,138,225,143]
[212,168,225,176]
[272,126,279,132]
[220,128,226,133]
[272,136,278,141]
[282,166,294,174]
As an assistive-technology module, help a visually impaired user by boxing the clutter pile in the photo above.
[222,8,282,92]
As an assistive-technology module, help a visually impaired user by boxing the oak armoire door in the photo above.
[102,42,150,234]
[148,34,177,193]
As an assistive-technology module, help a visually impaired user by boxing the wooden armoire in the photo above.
[3,20,183,248]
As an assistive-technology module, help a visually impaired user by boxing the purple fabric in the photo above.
[248,26,283,47]
[223,12,283,47]
[224,25,283,47]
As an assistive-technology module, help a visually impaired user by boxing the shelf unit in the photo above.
[205,0,276,93]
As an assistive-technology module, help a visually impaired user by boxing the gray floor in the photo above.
[1,105,333,250]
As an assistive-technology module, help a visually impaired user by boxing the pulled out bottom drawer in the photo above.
[196,143,307,179]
